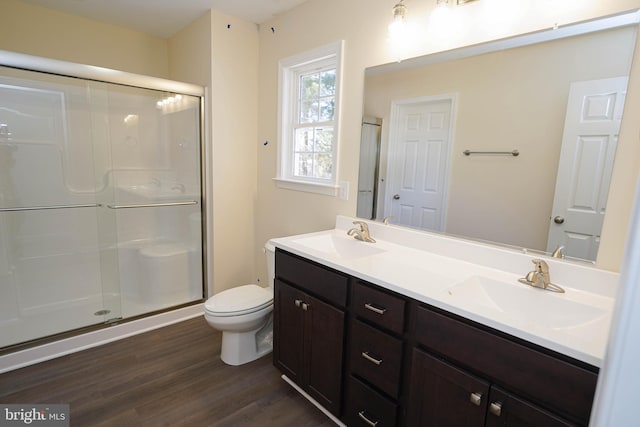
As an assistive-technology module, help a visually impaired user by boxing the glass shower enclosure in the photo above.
[0,59,205,350]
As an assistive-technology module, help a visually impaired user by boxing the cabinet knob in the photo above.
[301,302,309,311]
[294,299,302,308]
[358,411,379,427]
[469,392,483,407]
[490,401,502,417]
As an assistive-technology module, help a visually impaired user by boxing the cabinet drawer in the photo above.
[349,320,403,397]
[275,249,348,307]
[352,281,406,334]
[343,376,397,427]
[414,305,597,425]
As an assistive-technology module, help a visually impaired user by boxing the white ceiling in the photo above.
[19,0,310,38]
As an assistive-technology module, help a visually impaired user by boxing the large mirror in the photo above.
[358,12,639,262]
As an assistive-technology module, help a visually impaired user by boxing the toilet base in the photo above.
[220,315,273,366]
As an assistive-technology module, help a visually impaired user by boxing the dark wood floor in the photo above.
[0,317,334,426]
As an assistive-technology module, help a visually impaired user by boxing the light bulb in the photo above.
[388,0,407,41]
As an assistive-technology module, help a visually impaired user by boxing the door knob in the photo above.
[393,194,400,200]
[553,216,565,224]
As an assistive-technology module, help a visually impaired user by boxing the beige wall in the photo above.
[168,12,212,87]
[169,11,259,294]
[363,27,636,251]
[0,0,169,78]
[256,0,640,277]
[208,12,259,293]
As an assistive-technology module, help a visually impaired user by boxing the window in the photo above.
[276,41,344,196]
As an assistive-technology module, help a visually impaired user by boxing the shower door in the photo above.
[0,66,204,349]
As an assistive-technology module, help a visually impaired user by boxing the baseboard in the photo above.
[281,374,346,427]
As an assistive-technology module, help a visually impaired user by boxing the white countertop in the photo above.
[271,216,619,368]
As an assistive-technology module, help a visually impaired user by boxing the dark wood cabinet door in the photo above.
[486,386,575,427]
[305,293,345,416]
[408,348,489,427]
[273,279,305,383]
[274,278,345,416]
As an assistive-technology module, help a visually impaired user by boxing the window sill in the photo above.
[273,178,339,196]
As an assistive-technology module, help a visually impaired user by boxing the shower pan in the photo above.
[0,54,205,350]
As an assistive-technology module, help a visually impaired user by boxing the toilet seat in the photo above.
[205,285,273,317]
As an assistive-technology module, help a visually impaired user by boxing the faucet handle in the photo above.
[531,259,549,274]
[349,221,375,243]
[352,220,369,232]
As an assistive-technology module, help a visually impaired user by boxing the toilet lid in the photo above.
[205,284,273,316]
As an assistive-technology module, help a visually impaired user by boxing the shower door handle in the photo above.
[106,200,198,209]
[0,204,101,212]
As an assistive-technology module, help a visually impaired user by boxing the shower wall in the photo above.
[0,65,204,349]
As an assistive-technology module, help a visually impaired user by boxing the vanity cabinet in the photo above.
[273,250,348,416]
[273,248,598,426]
[409,305,597,426]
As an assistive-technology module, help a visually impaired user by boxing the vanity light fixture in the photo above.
[388,0,408,39]
[431,0,453,28]
[437,0,480,7]
[430,0,477,37]
[156,94,183,109]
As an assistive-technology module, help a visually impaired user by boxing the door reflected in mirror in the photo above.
[358,16,638,263]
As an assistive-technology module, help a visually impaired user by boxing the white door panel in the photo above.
[387,97,454,231]
[547,77,627,260]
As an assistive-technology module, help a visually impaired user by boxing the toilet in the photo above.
[204,242,275,366]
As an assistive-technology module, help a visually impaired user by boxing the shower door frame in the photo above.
[0,49,209,351]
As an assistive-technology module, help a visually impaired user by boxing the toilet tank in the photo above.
[264,241,276,290]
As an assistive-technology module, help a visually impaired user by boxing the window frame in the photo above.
[275,40,344,196]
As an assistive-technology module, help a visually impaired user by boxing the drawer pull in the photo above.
[358,410,379,427]
[490,401,502,417]
[470,392,483,407]
[361,351,383,366]
[364,303,387,315]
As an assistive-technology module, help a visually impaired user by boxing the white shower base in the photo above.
[0,240,202,349]
[0,303,204,374]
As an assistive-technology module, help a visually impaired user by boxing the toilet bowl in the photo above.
[204,242,275,366]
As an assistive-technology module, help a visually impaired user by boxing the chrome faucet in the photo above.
[347,221,376,243]
[518,259,564,293]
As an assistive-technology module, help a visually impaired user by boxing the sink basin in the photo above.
[445,275,607,329]
[291,233,386,260]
